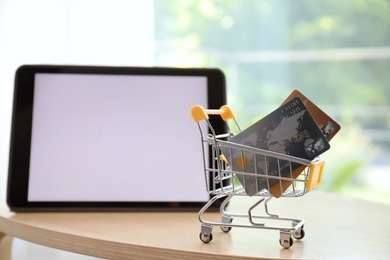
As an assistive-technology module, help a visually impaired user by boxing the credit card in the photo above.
[269,89,341,197]
[221,96,330,196]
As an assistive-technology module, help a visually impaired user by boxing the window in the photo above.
[0,0,154,199]
[153,0,390,204]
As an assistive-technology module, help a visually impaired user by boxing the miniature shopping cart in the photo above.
[190,105,325,249]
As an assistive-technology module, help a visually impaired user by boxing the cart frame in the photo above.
[191,105,325,249]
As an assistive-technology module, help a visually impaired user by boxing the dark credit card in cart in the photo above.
[221,96,331,196]
[268,89,341,198]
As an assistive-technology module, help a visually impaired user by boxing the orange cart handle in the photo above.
[191,105,235,122]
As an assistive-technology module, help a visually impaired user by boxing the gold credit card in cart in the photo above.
[268,89,341,198]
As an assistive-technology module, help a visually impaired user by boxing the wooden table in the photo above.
[0,192,389,259]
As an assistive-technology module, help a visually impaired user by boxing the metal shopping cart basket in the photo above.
[190,105,325,249]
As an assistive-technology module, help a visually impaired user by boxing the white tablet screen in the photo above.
[27,73,209,202]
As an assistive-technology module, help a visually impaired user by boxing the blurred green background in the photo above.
[154,0,390,205]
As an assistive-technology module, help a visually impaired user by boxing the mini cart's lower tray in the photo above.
[198,195,306,249]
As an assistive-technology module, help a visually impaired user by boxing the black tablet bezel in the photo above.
[7,65,227,212]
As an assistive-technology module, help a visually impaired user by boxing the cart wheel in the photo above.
[293,228,305,240]
[279,230,293,249]
[220,217,233,233]
[199,232,213,243]
[220,226,232,233]
[279,237,293,249]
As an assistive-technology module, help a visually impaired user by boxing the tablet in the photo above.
[7,65,226,211]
